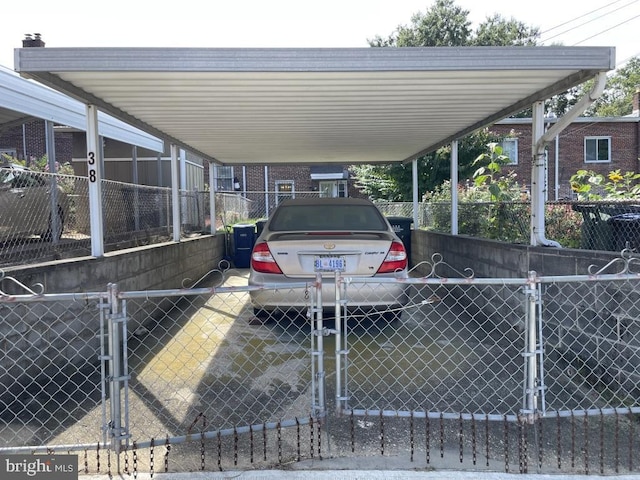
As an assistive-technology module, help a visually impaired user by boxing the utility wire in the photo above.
[538,0,632,36]
[572,13,640,45]
[540,0,639,44]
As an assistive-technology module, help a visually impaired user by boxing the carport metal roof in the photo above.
[13,46,615,166]
[0,65,163,152]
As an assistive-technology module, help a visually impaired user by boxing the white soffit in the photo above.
[0,65,163,152]
[13,46,615,165]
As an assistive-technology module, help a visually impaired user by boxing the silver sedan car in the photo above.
[0,163,68,242]
[248,197,409,321]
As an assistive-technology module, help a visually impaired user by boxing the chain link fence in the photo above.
[1,254,640,475]
[423,199,640,252]
[7,168,640,269]
[339,273,640,420]
[0,166,215,267]
[0,288,106,450]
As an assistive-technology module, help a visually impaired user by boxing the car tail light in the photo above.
[251,242,282,274]
[377,241,407,273]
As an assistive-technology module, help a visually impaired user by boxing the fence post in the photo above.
[523,271,540,424]
[334,271,349,415]
[311,273,326,421]
[106,282,130,467]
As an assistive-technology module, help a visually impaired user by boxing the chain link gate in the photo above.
[2,255,640,475]
[322,255,640,474]
[101,273,326,474]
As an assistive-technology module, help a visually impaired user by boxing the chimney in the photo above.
[22,33,45,48]
[633,86,640,117]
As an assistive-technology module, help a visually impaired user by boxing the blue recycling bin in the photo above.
[233,224,256,268]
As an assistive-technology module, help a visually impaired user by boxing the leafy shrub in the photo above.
[423,143,583,246]
[570,169,640,200]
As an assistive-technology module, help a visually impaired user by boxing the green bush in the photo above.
[423,143,583,246]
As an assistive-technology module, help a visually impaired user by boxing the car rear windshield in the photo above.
[269,204,388,231]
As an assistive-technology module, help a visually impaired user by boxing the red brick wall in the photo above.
[491,119,640,199]
[0,120,73,166]
[242,164,361,197]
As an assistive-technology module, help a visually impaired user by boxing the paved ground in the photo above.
[82,468,640,480]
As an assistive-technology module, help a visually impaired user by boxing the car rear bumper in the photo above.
[248,273,408,311]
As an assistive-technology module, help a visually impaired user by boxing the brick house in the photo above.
[212,163,357,196]
[4,112,639,203]
[0,120,73,167]
[490,111,640,200]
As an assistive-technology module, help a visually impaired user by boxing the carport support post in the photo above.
[170,144,181,242]
[412,158,419,230]
[531,101,546,246]
[132,146,140,231]
[209,160,216,235]
[44,120,62,243]
[86,104,105,257]
[451,140,459,235]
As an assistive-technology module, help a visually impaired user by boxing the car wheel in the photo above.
[42,207,64,242]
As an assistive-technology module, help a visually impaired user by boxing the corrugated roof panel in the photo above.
[14,46,615,165]
[0,65,163,152]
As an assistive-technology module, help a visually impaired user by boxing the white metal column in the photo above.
[86,104,105,257]
[412,159,418,228]
[209,161,217,235]
[451,140,459,235]
[170,144,181,242]
[44,120,62,243]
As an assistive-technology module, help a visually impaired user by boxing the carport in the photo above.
[13,46,615,255]
[0,65,163,169]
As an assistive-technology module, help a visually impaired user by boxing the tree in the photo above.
[581,57,640,117]
[367,1,539,48]
[368,0,472,47]
[351,128,503,200]
[472,14,539,46]
[357,0,540,200]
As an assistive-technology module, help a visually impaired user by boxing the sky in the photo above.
[1,0,639,70]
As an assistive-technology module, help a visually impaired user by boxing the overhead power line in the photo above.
[540,0,639,44]
[573,13,640,45]
[539,0,631,35]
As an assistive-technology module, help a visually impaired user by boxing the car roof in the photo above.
[276,197,375,207]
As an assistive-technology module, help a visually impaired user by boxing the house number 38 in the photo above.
[87,151,97,183]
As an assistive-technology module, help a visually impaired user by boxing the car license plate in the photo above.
[314,255,346,272]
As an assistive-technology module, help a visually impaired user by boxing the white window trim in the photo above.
[500,138,518,165]
[214,165,234,191]
[275,180,295,204]
[584,136,611,163]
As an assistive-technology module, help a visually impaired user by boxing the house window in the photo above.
[319,180,348,198]
[214,165,234,191]
[584,137,611,163]
[275,180,294,204]
[500,138,518,165]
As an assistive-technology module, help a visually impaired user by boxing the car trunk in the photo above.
[264,231,394,278]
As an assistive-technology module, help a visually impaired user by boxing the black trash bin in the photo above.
[233,224,256,268]
[607,213,640,251]
[386,216,413,263]
[255,219,268,238]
